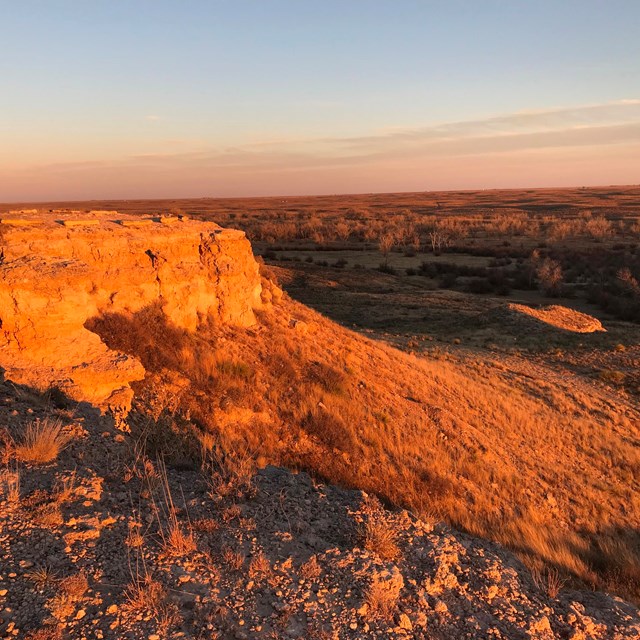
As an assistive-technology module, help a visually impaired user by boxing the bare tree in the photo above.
[536,257,563,296]
[378,232,396,266]
[428,229,449,255]
[618,267,640,298]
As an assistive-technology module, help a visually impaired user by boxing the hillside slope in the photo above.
[87,288,640,603]
[0,381,639,639]
[1,214,638,609]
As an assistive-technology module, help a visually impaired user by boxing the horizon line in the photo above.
[1,182,639,208]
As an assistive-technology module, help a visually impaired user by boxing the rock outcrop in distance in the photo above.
[0,211,275,417]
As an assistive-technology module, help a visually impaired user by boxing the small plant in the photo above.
[204,441,255,500]
[598,369,626,385]
[46,571,88,620]
[532,566,566,599]
[0,467,20,503]
[155,458,196,557]
[125,522,145,549]
[15,419,71,464]
[248,551,272,580]
[358,517,400,562]
[215,358,254,380]
[222,545,244,571]
[165,517,197,556]
[25,627,63,640]
[25,565,58,591]
[59,571,88,600]
[363,575,399,620]
[192,518,220,534]
[299,555,321,582]
[53,471,76,504]
[34,504,63,527]
[123,574,181,633]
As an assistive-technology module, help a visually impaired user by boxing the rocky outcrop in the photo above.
[0,211,269,415]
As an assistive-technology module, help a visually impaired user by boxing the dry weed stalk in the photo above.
[155,458,196,557]
[0,466,20,504]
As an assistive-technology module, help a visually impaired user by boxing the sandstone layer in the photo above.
[0,211,267,413]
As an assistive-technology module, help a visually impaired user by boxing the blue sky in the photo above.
[1,0,639,200]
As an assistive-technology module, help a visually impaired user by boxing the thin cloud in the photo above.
[3,99,639,200]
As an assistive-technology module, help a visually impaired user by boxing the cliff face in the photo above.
[0,212,267,416]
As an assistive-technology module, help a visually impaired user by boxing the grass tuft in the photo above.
[15,419,71,464]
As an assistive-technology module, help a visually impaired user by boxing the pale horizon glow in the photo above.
[1,1,639,201]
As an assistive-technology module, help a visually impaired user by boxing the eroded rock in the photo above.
[0,211,267,414]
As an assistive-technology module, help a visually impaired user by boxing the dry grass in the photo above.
[34,504,63,527]
[222,545,244,571]
[149,457,197,557]
[358,517,400,562]
[364,576,399,620]
[46,571,88,620]
[125,522,145,549]
[532,566,566,599]
[164,518,197,556]
[88,273,640,601]
[248,551,272,581]
[15,419,70,464]
[59,571,88,600]
[53,471,76,504]
[123,575,181,633]
[25,565,57,590]
[299,555,321,582]
[192,517,220,534]
[0,466,20,504]
[203,439,255,500]
[25,628,63,640]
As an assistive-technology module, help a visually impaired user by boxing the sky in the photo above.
[1,0,639,201]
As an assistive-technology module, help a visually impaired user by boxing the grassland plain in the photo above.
[2,186,639,612]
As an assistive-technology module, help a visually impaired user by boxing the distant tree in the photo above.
[428,229,449,255]
[378,232,396,266]
[335,221,350,241]
[618,267,640,298]
[536,257,563,296]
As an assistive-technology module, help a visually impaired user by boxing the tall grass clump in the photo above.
[15,419,71,464]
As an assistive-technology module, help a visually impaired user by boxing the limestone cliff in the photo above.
[0,211,268,415]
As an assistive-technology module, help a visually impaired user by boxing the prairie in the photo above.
[3,185,639,602]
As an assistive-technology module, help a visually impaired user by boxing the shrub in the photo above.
[377,263,396,275]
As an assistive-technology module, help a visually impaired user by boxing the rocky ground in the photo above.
[0,380,639,639]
